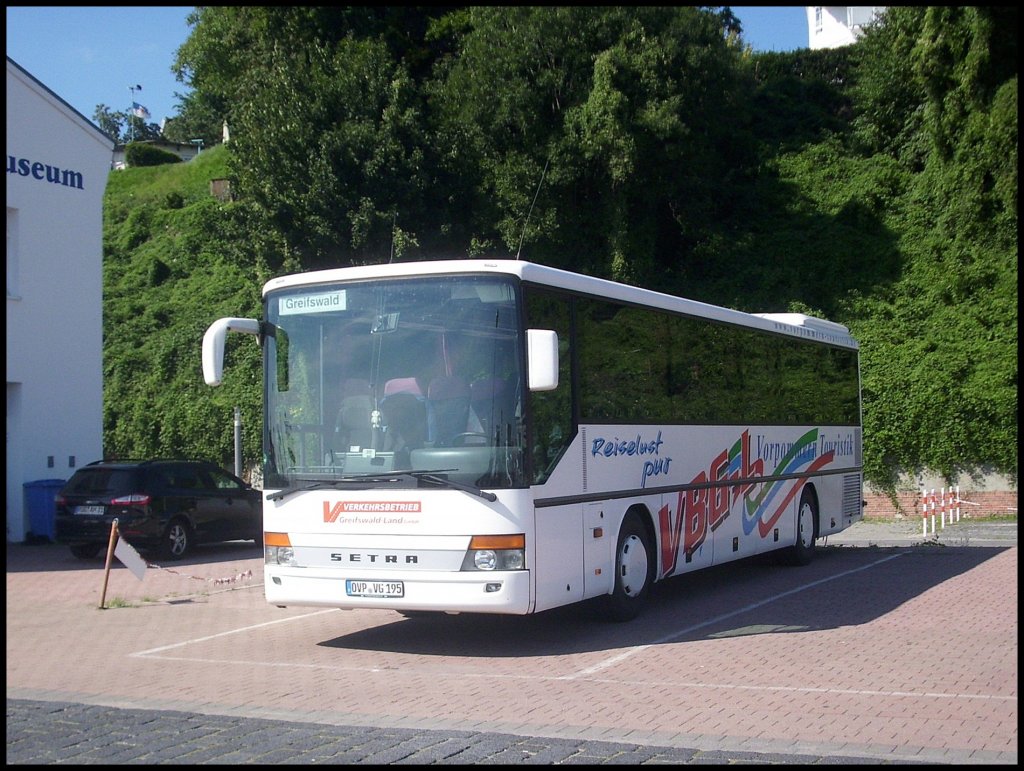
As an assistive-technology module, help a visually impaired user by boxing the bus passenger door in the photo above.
[582,503,613,598]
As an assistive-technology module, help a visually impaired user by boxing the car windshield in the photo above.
[263,274,527,491]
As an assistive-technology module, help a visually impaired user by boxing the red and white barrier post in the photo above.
[919,484,966,538]
[921,489,928,537]
[922,488,938,536]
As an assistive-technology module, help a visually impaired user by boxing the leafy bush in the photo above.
[124,142,184,168]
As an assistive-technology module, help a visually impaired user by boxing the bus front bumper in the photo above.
[263,566,533,615]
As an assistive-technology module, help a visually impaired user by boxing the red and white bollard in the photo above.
[921,485,964,537]
[922,489,928,537]
[922,488,938,537]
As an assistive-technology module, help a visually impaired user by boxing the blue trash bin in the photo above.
[24,479,66,542]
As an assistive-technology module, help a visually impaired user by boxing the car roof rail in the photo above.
[85,458,223,468]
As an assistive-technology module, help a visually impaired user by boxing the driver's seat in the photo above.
[427,375,471,447]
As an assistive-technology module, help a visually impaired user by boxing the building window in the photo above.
[848,6,885,31]
[814,7,823,32]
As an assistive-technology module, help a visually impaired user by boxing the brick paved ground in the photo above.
[6,518,1017,765]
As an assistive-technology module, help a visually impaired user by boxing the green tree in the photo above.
[226,37,431,265]
[850,7,929,164]
[171,7,456,150]
[92,104,161,144]
[171,7,457,265]
[429,6,750,285]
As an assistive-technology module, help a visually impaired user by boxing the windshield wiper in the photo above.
[403,470,498,501]
[267,474,395,501]
[267,470,497,502]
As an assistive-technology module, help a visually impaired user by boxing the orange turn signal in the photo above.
[263,532,291,547]
[468,534,525,550]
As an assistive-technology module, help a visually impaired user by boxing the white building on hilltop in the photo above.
[807,7,887,49]
[6,56,114,542]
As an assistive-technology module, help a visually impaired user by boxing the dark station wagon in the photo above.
[55,460,262,560]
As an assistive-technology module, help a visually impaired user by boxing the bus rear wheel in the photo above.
[604,512,654,622]
[784,488,818,566]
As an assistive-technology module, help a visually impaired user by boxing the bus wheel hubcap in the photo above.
[798,503,814,547]
[619,534,648,597]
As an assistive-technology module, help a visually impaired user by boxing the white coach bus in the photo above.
[203,259,863,621]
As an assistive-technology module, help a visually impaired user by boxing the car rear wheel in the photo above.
[160,519,192,561]
[70,543,102,559]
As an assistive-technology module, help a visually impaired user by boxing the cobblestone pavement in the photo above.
[6,698,907,765]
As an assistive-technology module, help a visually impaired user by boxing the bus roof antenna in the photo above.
[516,157,550,261]
[389,211,397,263]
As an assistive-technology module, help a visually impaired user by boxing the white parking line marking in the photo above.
[575,676,1017,702]
[130,653,1015,703]
[129,608,339,657]
[564,553,906,680]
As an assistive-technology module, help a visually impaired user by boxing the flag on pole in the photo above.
[132,102,151,120]
[114,536,147,581]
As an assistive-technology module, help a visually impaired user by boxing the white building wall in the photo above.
[6,57,113,542]
[807,7,886,50]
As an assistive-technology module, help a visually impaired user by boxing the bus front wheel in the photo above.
[604,512,654,622]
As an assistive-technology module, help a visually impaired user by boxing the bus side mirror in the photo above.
[527,329,559,391]
[202,317,261,386]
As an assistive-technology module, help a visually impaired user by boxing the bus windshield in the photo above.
[263,274,526,491]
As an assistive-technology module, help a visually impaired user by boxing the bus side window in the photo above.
[524,288,573,484]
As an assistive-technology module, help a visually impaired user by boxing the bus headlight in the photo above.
[264,532,298,566]
[474,550,497,570]
[265,546,297,566]
[461,534,525,571]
